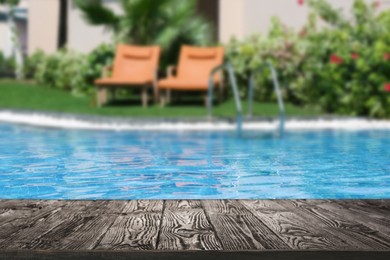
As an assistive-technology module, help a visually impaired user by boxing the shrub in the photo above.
[34,49,90,96]
[0,51,16,77]
[24,50,46,78]
[83,43,115,87]
[302,0,390,117]
[33,44,114,96]
[226,0,390,118]
[226,17,307,103]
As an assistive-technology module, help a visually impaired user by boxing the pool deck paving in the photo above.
[0,199,389,259]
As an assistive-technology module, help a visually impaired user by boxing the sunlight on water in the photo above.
[0,123,389,199]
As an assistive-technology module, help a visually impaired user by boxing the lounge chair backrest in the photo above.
[177,46,224,83]
[112,45,160,81]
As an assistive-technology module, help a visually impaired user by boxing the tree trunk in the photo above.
[58,0,68,49]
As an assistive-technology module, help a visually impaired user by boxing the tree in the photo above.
[58,0,68,48]
[75,0,212,66]
[0,0,24,79]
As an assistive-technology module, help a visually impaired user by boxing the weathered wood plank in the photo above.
[56,200,128,250]
[241,200,348,250]
[359,200,390,212]
[95,200,163,250]
[202,200,289,250]
[0,201,92,249]
[277,200,390,250]
[157,200,222,250]
[2,249,390,260]
[0,200,68,225]
[0,199,389,253]
[240,200,287,211]
[24,201,127,250]
[0,200,68,242]
[337,200,390,227]
[315,200,390,236]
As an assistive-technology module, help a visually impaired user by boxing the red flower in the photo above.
[351,53,359,60]
[330,54,343,65]
[374,0,381,9]
[384,53,390,61]
[385,83,390,92]
[298,0,304,6]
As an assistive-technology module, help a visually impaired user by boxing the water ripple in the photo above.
[0,123,389,199]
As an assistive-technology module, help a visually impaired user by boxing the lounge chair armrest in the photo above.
[166,65,177,78]
[101,65,113,78]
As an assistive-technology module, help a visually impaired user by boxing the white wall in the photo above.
[220,0,389,42]
[67,0,120,53]
[28,0,59,55]
[244,0,310,36]
[24,0,390,54]
[219,0,245,42]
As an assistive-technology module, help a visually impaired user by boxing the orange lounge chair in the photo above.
[95,44,161,107]
[158,45,224,106]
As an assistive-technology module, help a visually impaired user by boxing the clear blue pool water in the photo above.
[0,122,389,199]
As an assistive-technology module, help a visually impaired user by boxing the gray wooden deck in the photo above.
[0,200,389,260]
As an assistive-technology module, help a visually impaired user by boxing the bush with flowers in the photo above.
[227,0,390,118]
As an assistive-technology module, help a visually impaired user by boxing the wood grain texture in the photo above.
[39,200,128,250]
[95,200,163,250]
[157,200,222,250]
[202,200,289,250]
[0,200,389,253]
[325,200,390,235]
[241,200,345,250]
[0,201,91,249]
[0,200,68,243]
[277,200,390,250]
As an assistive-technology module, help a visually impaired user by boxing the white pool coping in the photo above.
[1,110,390,131]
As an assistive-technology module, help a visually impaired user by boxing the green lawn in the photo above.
[0,80,322,118]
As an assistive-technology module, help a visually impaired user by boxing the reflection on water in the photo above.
[0,123,389,199]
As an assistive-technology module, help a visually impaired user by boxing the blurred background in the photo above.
[1,0,390,119]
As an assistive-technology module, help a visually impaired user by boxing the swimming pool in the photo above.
[0,122,389,199]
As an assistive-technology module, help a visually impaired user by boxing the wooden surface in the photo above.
[0,200,389,259]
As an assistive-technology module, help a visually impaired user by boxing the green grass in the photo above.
[0,80,322,118]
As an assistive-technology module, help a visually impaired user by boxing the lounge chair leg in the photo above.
[142,88,148,108]
[97,86,108,107]
[160,90,166,107]
[153,88,159,104]
[167,90,171,104]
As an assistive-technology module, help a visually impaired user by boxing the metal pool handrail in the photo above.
[248,61,285,135]
[208,63,243,133]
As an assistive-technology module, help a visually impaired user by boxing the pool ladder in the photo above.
[208,63,242,134]
[248,62,285,135]
[208,61,285,135]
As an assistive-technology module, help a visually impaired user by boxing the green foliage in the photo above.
[23,50,45,78]
[83,44,115,87]
[76,0,120,32]
[226,0,390,118]
[32,44,114,96]
[34,49,90,96]
[0,0,20,6]
[75,0,212,67]
[0,51,16,76]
